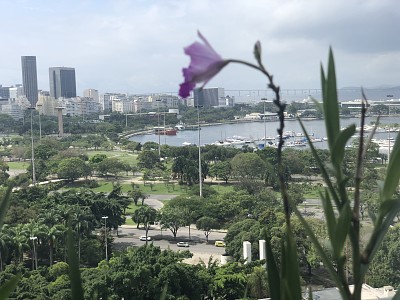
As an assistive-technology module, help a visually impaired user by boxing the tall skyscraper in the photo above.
[49,67,76,99]
[21,56,39,107]
[193,87,224,107]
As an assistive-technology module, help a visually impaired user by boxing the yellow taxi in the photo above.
[215,241,226,247]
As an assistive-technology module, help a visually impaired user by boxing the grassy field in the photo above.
[85,150,138,164]
[8,161,29,170]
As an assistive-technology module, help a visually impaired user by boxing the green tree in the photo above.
[196,216,220,242]
[57,157,91,182]
[211,262,248,300]
[230,152,266,179]
[209,160,231,183]
[159,207,188,238]
[132,206,157,243]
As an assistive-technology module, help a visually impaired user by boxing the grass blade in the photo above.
[0,275,21,300]
[265,236,281,300]
[67,227,84,300]
[382,133,400,201]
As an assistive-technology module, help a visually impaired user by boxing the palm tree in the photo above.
[45,224,65,266]
[70,206,93,263]
[24,219,48,269]
[8,224,30,264]
[0,226,12,271]
[39,209,61,228]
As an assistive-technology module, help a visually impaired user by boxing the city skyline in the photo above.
[1,0,400,95]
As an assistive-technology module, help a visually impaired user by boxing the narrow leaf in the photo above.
[321,189,337,243]
[0,275,21,300]
[291,205,348,298]
[67,227,84,300]
[382,133,400,200]
[364,200,400,266]
[333,202,351,258]
[332,124,356,167]
[299,119,340,207]
[281,230,302,300]
[323,48,340,150]
[0,186,13,228]
[265,236,281,300]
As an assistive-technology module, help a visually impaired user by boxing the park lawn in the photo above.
[92,181,185,195]
[7,161,29,170]
[124,217,135,226]
[303,188,325,199]
[125,202,141,215]
[210,183,235,194]
[85,150,138,164]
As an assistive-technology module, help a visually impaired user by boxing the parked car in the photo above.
[139,235,151,241]
[215,241,226,247]
[177,241,189,247]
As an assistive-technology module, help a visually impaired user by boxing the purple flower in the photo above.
[179,31,228,98]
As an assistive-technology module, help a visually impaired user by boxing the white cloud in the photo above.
[0,0,399,95]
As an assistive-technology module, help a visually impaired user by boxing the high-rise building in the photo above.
[49,67,76,99]
[193,87,224,107]
[21,56,39,107]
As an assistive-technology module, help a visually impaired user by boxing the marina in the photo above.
[130,116,399,154]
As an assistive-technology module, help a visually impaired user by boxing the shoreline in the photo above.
[121,114,399,139]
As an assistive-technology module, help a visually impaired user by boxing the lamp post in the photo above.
[197,105,203,197]
[102,216,109,261]
[28,107,36,184]
[157,101,161,158]
[30,236,38,270]
[37,104,42,141]
[263,100,267,148]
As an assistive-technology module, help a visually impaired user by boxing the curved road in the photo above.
[117,193,228,263]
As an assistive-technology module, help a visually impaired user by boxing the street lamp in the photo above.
[102,216,109,261]
[30,236,38,270]
[197,105,203,197]
[37,104,42,141]
[28,107,36,184]
[263,100,267,148]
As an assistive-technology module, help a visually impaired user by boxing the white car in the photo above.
[177,241,189,247]
[139,235,151,241]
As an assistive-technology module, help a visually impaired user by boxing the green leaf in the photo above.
[160,284,168,300]
[281,230,302,300]
[332,124,356,167]
[0,186,13,229]
[299,120,340,207]
[0,275,21,300]
[323,48,340,151]
[333,202,351,258]
[320,190,336,243]
[265,236,280,300]
[67,227,84,300]
[363,199,400,276]
[291,205,347,298]
[382,133,400,201]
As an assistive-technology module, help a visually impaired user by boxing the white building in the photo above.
[83,88,99,102]
[58,97,101,117]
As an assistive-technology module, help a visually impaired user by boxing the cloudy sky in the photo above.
[1,0,399,96]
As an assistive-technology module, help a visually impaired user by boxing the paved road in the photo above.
[115,225,227,259]
[144,194,178,210]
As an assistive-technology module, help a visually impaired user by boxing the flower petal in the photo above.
[178,31,227,98]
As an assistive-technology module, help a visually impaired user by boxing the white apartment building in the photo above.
[112,96,134,113]
[58,97,101,117]
[83,88,99,102]
[100,93,127,112]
